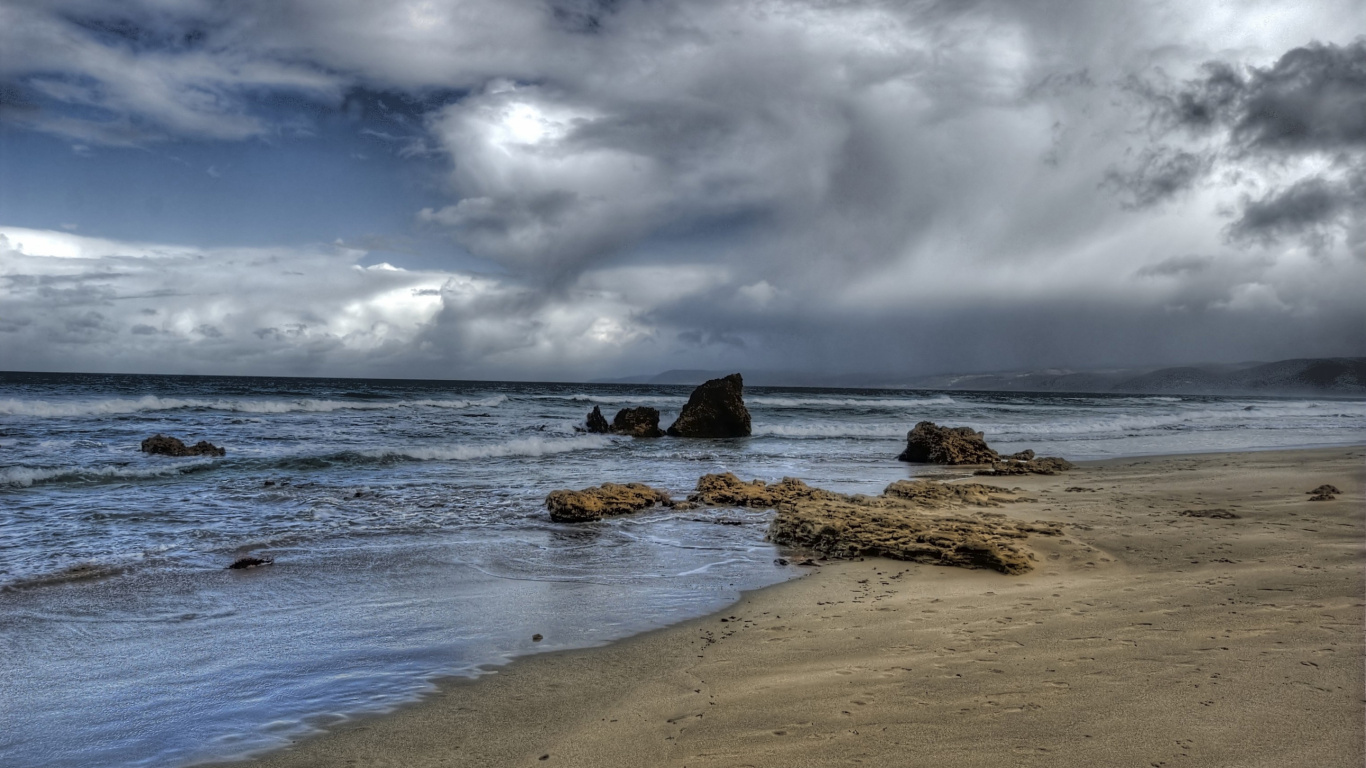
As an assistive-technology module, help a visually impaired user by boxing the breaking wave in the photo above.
[746,395,955,408]
[751,423,908,438]
[0,395,507,418]
[1,461,218,488]
[359,435,613,462]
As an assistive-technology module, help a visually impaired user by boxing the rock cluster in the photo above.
[141,434,226,457]
[769,479,1060,575]
[666,374,751,438]
[545,471,1060,574]
[545,483,676,523]
[897,421,1071,474]
[582,405,665,437]
[1307,484,1340,501]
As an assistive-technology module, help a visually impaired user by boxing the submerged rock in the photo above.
[666,374,751,438]
[768,479,1059,575]
[611,406,665,438]
[897,422,998,464]
[584,406,611,434]
[545,482,675,523]
[227,556,273,570]
[141,434,226,457]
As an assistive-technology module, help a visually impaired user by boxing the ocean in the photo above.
[2,371,1363,768]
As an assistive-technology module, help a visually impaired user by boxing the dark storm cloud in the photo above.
[1118,37,1366,252]
[1160,39,1366,153]
[1227,174,1363,247]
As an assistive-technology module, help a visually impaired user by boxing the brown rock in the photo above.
[545,483,674,523]
[584,406,610,434]
[688,472,839,508]
[666,374,751,438]
[975,456,1075,476]
[768,480,1053,575]
[141,434,226,457]
[1307,484,1340,501]
[1178,508,1241,519]
[611,407,665,438]
[896,422,999,464]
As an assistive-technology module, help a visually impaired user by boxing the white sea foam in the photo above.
[751,423,908,438]
[0,462,213,487]
[363,434,612,462]
[0,395,506,418]
[747,395,955,408]
[532,394,684,406]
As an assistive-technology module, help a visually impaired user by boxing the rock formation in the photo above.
[687,472,839,507]
[584,406,611,434]
[768,479,1060,575]
[141,434,226,457]
[545,482,675,523]
[1307,484,1340,501]
[976,456,1076,476]
[897,421,999,464]
[611,407,665,438]
[897,421,1071,474]
[666,373,751,438]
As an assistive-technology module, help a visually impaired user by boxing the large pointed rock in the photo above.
[666,373,751,438]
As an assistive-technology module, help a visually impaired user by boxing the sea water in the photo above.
[1,372,1363,767]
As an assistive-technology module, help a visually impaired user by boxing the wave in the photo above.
[746,395,956,408]
[751,423,908,438]
[0,461,218,488]
[359,434,612,462]
[530,394,684,406]
[0,395,507,418]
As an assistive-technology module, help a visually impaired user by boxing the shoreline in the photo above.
[234,445,1365,768]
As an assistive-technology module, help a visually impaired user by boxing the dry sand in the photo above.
[244,447,1364,768]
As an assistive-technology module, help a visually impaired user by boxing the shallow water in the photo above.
[1,372,1363,767]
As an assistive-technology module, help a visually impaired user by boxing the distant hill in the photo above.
[595,358,1366,396]
[898,357,1366,396]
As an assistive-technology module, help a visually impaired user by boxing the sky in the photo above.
[0,0,1363,381]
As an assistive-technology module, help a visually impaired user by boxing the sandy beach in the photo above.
[243,446,1364,768]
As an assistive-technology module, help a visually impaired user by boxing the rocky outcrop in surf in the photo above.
[897,421,1071,474]
[584,406,611,434]
[545,483,676,523]
[581,405,665,437]
[666,373,751,438]
[611,407,665,438]
[897,422,997,464]
[141,434,226,457]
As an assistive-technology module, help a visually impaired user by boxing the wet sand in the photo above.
[243,446,1364,768]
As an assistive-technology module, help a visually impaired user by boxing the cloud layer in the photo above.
[1,0,1362,378]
